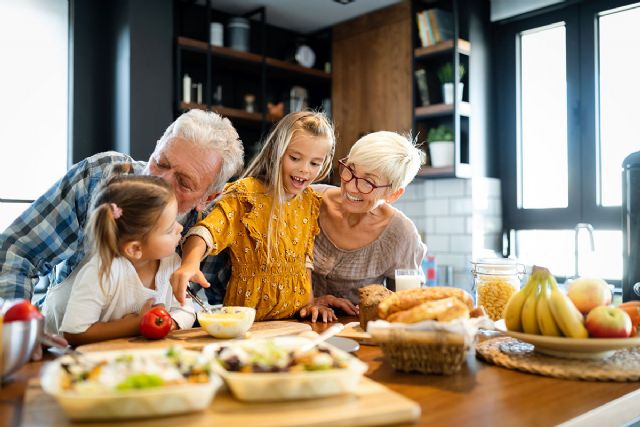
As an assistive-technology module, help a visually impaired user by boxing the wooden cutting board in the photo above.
[76,321,312,352]
[337,323,376,346]
[22,376,420,427]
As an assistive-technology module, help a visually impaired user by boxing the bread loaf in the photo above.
[378,286,474,320]
[358,284,393,330]
[386,297,470,323]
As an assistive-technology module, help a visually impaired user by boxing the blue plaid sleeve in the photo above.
[0,152,137,300]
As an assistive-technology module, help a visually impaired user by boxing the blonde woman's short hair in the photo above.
[347,131,425,192]
[154,109,244,194]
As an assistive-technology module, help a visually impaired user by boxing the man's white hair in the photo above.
[347,131,425,192]
[155,109,244,194]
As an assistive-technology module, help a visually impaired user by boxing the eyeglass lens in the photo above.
[340,163,374,194]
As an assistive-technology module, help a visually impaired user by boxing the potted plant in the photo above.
[427,124,454,167]
[437,62,465,104]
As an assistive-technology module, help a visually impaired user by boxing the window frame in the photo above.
[495,0,633,238]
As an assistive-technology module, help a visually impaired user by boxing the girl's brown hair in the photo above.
[86,164,174,284]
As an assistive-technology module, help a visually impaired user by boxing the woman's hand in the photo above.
[298,304,338,323]
[315,294,359,316]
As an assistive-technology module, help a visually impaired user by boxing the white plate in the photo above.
[326,336,360,353]
[495,320,640,359]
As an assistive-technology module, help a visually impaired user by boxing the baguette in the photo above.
[378,286,474,320]
[386,297,470,323]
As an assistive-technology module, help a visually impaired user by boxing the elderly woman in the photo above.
[312,131,427,314]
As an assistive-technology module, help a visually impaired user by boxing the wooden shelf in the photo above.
[178,37,331,79]
[415,102,470,119]
[177,36,208,51]
[414,39,470,59]
[416,163,471,179]
[179,102,281,124]
[265,58,331,79]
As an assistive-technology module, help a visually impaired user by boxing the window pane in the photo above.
[515,229,622,282]
[598,4,640,207]
[0,0,68,199]
[0,203,31,232]
[519,25,568,209]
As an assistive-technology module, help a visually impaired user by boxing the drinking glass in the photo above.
[395,269,423,291]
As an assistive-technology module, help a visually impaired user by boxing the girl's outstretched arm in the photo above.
[170,235,210,305]
[63,298,155,346]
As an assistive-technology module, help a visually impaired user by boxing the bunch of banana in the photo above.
[503,266,588,338]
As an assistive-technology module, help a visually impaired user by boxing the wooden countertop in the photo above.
[2,317,640,426]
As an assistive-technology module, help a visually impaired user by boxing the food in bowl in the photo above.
[198,306,256,338]
[41,347,222,420]
[204,336,368,401]
[215,338,351,373]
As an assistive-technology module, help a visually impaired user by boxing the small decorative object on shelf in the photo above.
[267,101,284,119]
[210,22,224,47]
[194,83,203,105]
[427,124,454,167]
[295,44,315,68]
[228,17,250,52]
[437,62,465,104]
[244,93,256,112]
[213,85,222,106]
[414,68,430,106]
[182,74,191,103]
[288,86,308,113]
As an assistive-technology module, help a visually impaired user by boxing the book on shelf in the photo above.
[414,68,430,106]
[416,8,454,47]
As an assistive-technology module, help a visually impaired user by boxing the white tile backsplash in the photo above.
[435,216,466,234]
[425,234,449,252]
[425,198,449,216]
[434,179,466,197]
[450,198,473,215]
[402,176,503,292]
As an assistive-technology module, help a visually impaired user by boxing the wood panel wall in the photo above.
[331,1,412,178]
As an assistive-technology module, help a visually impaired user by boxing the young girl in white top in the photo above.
[43,167,195,345]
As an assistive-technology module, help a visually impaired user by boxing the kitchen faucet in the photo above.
[574,223,595,279]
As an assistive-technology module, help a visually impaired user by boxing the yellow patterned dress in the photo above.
[196,177,321,321]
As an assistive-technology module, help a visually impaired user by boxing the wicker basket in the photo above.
[370,328,470,375]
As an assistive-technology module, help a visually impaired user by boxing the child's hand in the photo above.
[299,304,338,323]
[140,298,155,315]
[315,295,359,316]
[170,263,209,305]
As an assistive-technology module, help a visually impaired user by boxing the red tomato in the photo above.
[4,299,44,322]
[139,307,172,339]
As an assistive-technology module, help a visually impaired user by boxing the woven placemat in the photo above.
[476,337,640,382]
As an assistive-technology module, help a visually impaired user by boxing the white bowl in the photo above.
[198,306,256,339]
[204,336,368,401]
[2,318,43,381]
[40,347,222,420]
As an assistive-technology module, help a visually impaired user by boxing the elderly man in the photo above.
[0,109,243,306]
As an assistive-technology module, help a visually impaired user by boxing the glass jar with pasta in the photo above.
[471,259,524,321]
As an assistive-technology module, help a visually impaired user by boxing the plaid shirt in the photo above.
[0,151,230,305]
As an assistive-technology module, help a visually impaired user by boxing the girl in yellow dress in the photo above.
[172,111,337,322]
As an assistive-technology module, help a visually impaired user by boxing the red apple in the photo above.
[585,306,632,338]
[567,277,612,315]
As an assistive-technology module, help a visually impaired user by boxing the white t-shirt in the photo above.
[42,253,195,335]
